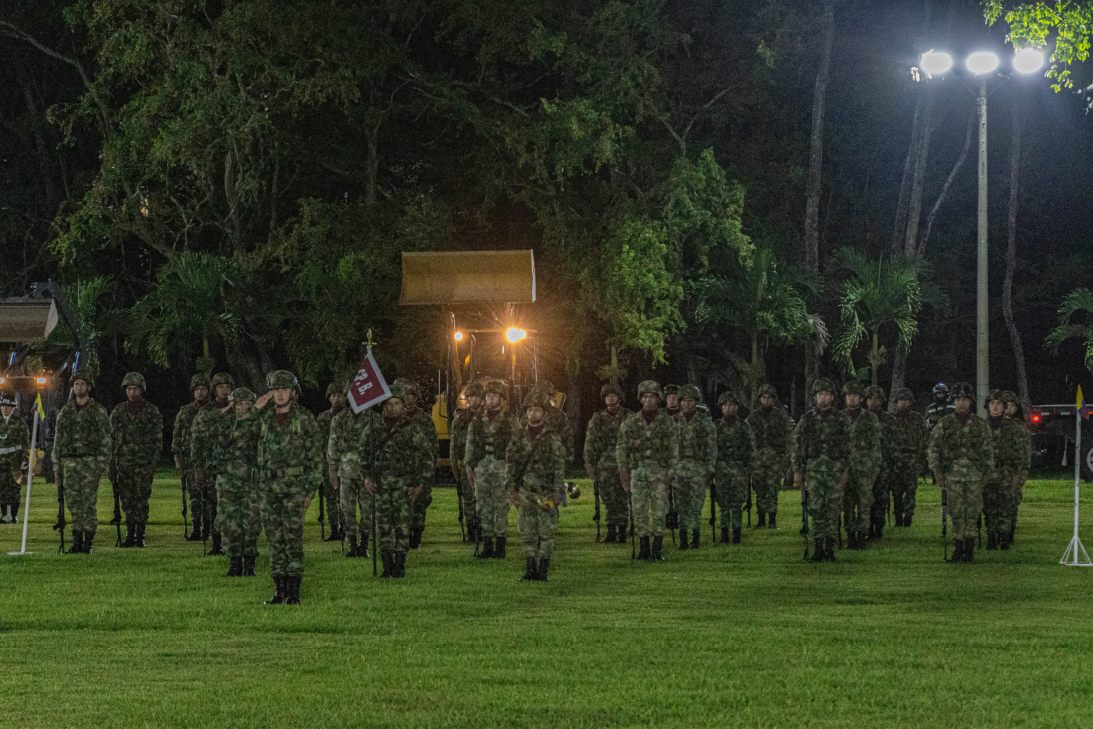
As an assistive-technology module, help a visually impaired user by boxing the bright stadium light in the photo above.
[919,50,953,77]
[505,326,527,344]
[1013,47,1045,75]
[453,330,465,343]
[966,50,1000,75]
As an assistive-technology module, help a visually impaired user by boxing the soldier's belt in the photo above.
[266,466,307,478]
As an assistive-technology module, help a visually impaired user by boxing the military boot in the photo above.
[393,552,407,578]
[119,524,136,548]
[359,533,370,558]
[346,535,359,557]
[893,493,905,526]
[605,524,618,543]
[285,576,301,604]
[521,557,538,581]
[265,576,286,604]
[209,531,224,556]
[325,525,342,542]
[84,532,94,554]
[757,511,767,528]
[691,529,700,548]
[380,550,393,578]
[963,538,975,563]
[10,500,18,523]
[903,512,912,527]
[495,536,507,559]
[720,527,730,544]
[242,555,256,576]
[950,539,965,563]
[478,537,495,559]
[824,537,837,562]
[678,530,689,550]
[136,523,147,547]
[638,536,651,560]
[537,557,550,581]
[768,512,777,529]
[651,535,664,561]
[409,527,423,549]
[68,531,83,554]
[810,539,825,562]
[1000,532,1011,550]
[227,556,243,577]
[732,527,742,544]
[186,511,203,541]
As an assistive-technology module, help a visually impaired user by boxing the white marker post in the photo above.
[8,406,39,556]
[1060,386,1091,567]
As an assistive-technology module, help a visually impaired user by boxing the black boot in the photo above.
[325,526,342,542]
[963,538,975,563]
[903,512,912,527]
[495,536,507,559]
[380,550,393,577]
[1000,532,1011,550]
[732,527,742,544]
[893,493,905,526]
[810,538,825,562]
[757,511,767,528]
[346,535,359,558]
[678,530,689,550]
[359,533,370,558]
[639,536,651,560]
[265,576,286,604]
[209,531,224,556]
[409,527,423,549]
[478,537,495,559]
[521,557,538,581]
[285,575,301,604]
[537,557,550,581]
[68,530,83,554]
[84,532,94,554]
[242,555,256,576]
[119,524,136,548]
[951,538,965,563]
[651,535,664,561]
[186,511,203,541]
[605,524,617,543]
[136,523,146,548]
[227,556,243,577]
[9,500,18,523]
[691,529,700,548]
[824,537,837,562]
[769,513,777,529]
[393,552,407,578]
[720,527,730,544]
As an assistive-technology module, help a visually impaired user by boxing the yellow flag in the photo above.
[34,392,45,420]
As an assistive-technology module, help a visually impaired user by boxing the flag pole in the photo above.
[9,403,40,556]
[1061,386,1091,567]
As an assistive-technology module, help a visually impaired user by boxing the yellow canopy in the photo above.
[400,250,536,305]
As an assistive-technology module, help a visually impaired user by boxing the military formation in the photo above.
[2,366,1032,604]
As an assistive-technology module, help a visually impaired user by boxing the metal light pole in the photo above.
[976,76,989,413]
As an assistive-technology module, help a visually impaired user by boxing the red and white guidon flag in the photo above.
[347,350,391,414]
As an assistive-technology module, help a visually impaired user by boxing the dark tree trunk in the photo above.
[803,0,835,273]
[1002,96,1031,419]
[918,108,975,258]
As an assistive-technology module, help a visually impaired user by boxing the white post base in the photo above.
[1060,535,1093,567]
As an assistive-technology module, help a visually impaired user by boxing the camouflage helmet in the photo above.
[717,391,742,407]
[189,373,211,391]
[663,384,680,396]
[637,380,663,398]
[325,383,340,397]
[841,381,864,396]
[600,383,623,400]
[71,370,94,388]
[0,392,15,407]
[522,391,551,411]
[462,381,485,398]
[265,370,298,390]
[210,372,236,388]
[121,372,146,391]
[893,387,914,403]
[864,385,887,402]
[392,377,420,398]
[678,384,702,401]
[387,382,406,403]
[229,387,256,404]
[757,384,778,398]
[950,381,974,399]
[987,388,1006,403]
[812,377,837,395]
[1002,390,1019,405]
[483,379,507,398]
[933,382,949,395]
[531,380,555,395]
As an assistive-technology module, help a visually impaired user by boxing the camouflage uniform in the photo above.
[583,384,632,542]
[257,371,322,603]
[509,392,566,580]
[1001,390,1030,542]
[215,388,263,575]
[351,388,434,578]
[52,373,112,553]
[450,382,484,542]
[315,383,345,540]
[172,374,210,540]
[841,383,880,549]
[465,381,520,557]
[887,389,927,528]
[672,384,717,549]
[984,390,1030,549]
[190,372,236,553]
[865,386,897,538]
[928,383,994,563]
[924,384,954,431]
[747,384,792,527]
[791,379,850,561]
[110,372,163,547]
[714,391,755,543]
[527,380,574,459]
[328,404,376,557]
[616,380,679,561]
[393,378,437,548]
[0,396,30,523]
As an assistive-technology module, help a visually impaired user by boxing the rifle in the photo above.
[181,470,189,538]
[941,485,949,562]
[666,479,678,545]
[110,468,122,547]
[628,488,636,561]
[745,479,752,527]
[593,478,602,543]
[54,473,66,554]
[709,481,717,543]
[199,469,209,556]
[800,485,809,560]
[318,476,326,542]
[454,466,466,543]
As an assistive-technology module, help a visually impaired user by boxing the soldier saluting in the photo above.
[52,371,111,554]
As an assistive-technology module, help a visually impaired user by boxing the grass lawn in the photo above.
[1,473,1091,728]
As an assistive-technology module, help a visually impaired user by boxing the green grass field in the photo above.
[1,474,1091,728]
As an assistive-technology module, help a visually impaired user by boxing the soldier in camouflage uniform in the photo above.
[0,391,29,524]
[527,380,574,462]
[983,390,1030,550]
[864,386,894,539]
[1001,390,1029,542]
[887,387,927,528]
[672,384,716,550]
[928,381,994,563]
[616,380,679,561]
[52,372,112,554]
[173,374,210,541]
[1003,390,1024,421]
[215,388,262,576]
[450,381,484,543]
[190,372,236,554]
[714,391,754,544]
[583,383,632,543]
[109,372,163,548]
[792,378,850,562]
[664,384,681,419]
[329,380,377,558]
[747,384,792,529]
[315,383,346,542]
[924,382,954,431]
[465,379,520,558]
[352,384,434,578]
[841,382,880,550]
[509,391,566,581]
[391,377,437,549]
[254,370,322,604]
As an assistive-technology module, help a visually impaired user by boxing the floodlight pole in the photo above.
[975,77,990,414]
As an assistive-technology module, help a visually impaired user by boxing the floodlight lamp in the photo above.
[919,50,953,77]
[505,327,527,344]
[1013,47,1045,75]
[453,330,465,343]
[35,376,47,387]
[966,51,1000,75]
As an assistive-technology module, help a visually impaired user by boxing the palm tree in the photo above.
[1046,288,1093,373]
[35,276,122,379]
[831,248,925,386]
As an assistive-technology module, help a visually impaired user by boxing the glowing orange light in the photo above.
[35,376,48,387]
[453,331,465,342]
[505,327,527,344]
